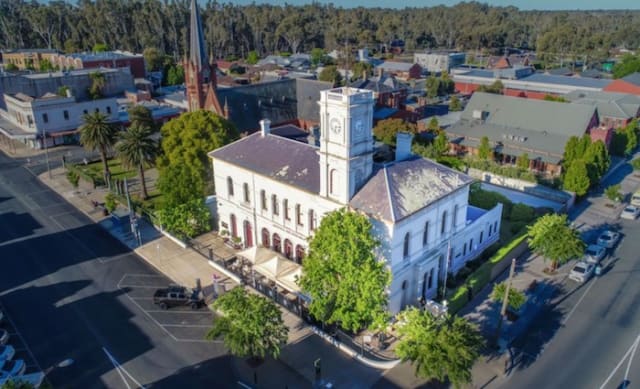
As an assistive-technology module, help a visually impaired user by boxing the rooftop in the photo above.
[63,51,142,61]
[22,67,123,80]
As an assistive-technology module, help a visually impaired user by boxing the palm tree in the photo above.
[115,124,157,199]
[79,112,117,184]
[127,105,156,132]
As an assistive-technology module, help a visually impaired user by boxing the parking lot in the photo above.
[0,301,43,375]
[117,274,218,343]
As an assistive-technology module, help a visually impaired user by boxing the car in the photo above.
[569,261,596,283]
[0,329,7,346]
[0,359,26,379]
[585,244,606,263]
[620,205,640,220]
[597,230,621,249]
[153,285,204,310]
[0,345,14,364]
[631,191,640,207]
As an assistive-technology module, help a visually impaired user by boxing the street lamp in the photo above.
[45,358,74,376]
[41,127,52,179]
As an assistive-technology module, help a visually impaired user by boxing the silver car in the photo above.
[585,244,606,263]
[569,261,595,283]
[620,205,640,220]
[597,230,621,249]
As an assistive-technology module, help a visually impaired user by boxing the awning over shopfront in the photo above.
[237,246,276,265]
[238,245,304,293]
[254,255,299,281]
[277,267,302,293]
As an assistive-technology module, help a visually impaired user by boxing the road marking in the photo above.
[117,285,162,289]
[623,336,640,383]
[145,310,210,314]
[103,347,146,389]
[562,276,599,326]
[121,291,179,342]
[160,324,211,328]
[599,333,640,389]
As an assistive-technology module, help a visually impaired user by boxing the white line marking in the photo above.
[562,278,598,325]
[117,285,164,289]
[624,336,640,383]
[103,347,147,389]
[121,291,179,341]
[599,333,640,389]
[160,324,211,328]
[145,310,210,314]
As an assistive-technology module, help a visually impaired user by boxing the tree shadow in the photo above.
[0,211,42,244]
[0,196,12,204]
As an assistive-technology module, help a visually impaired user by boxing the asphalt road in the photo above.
[0,150,235,388]
[502,163,640,389]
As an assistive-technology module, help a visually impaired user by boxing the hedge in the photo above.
[449,232,529,314]
[67,164,105,188]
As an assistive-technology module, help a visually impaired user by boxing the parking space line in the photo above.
[0,303,44,373]
[117,285,162,289]
[121,293,179,342]
[145,310,210,314]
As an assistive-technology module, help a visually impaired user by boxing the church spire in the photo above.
[189,0,207,68]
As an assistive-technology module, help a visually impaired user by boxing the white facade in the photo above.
[210,87,502,315]
[1,92,118,147]
[414,52,466,73]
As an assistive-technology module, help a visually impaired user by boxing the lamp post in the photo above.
[41,128,52,179]
[44,358,74,377]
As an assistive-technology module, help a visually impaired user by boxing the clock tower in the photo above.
[318,87,375,203]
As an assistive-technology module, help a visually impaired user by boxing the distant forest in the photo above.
[2,0,639,63]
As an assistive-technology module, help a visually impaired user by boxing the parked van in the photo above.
[631,191,640,207]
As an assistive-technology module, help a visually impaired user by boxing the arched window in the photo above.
[284,239,293,259]
[295,245,305,264]
[261,228,270,247]
[227,177,234,197]
[243,183,250,203]
[441,210,448,234]
[403,232,410,259]
[422,221,429,246]
[230,214,237,238]
[272,233,281,252]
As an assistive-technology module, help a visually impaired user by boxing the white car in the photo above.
[620,205,640,220]
[0,329,7,346]
[597,230,621,249]
[585,244,606,264]
[631,191,640,207]
[569,261,596,283]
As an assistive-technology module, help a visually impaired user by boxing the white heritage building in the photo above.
[209,87,502,314]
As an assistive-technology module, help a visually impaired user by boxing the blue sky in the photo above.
[227,0,640,10]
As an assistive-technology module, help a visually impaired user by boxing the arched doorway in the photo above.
[230,214,237,238]
[243,220,253,248]
[272,233,281,253]
[261,228,270,248]
[284,239,293,259]
[295,245,305,264]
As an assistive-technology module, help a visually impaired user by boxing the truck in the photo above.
[153,285,205,310]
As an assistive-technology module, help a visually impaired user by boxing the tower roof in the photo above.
[189,0,207,68]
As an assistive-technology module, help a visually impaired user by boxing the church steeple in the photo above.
[185,0,222,114]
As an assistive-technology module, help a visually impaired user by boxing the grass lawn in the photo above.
[77,158,137,181]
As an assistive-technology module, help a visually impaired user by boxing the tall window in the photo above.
[308,209,316,231]
[63,110,69,120]
[428,268,434,289]
[422,221,429,246]
[106,106,112,114]
[284,199,290,220]
[469,238,474,251]
[243,183,250,203]
[452,204,459,230]
[480,231,484,244]
[295,204,303,226]
[227,177,234,197]
[272,195,279,216]
[494,221,498,234]
[330,169,338,195]
[260,190,267,210]
[463,242,467,256]
[441,211,448,234]
[403,233,410,259]
[42,113,48,123]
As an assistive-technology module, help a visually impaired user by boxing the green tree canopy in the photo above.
[427,117,439,132]
[92,42,108,52]
[88,71,106,99]
[246,50,260,65]
[490,282,527,311]
[166,64,184,86]
[612,53,640,79]
[206,287,288,360]
[158,110,239,196]
[604,184,623,202]
[373,118,417,146]
[299,208,390,332]
[516,152,530,170]
[432,132,450,157]
[79,111,117,182]
[143,47,163,71]
[310,48,324,66]
[563,159,591,196]
[477,80,503,94]
[128,105,156,132]
[116,123,158,199]
[449,95,462,111]
[584,139,610,182]
[351,61,373,81]
[527,214,585,269]
[157,198,211,239]
[395,308,484,388]
[318,65,343,87]
[477,136,493,160]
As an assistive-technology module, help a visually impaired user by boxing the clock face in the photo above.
[330,118,342,135]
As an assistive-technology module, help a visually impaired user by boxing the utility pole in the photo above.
[494,258,516,349]
[42,128,51,179]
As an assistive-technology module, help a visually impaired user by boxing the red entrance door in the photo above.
[243,221,253,248]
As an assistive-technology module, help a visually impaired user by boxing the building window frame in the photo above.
[403,232,410,259]
[227,177,234,197]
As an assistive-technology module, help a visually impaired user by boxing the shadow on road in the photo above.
[0,211,42,245]
[146,355,235,388]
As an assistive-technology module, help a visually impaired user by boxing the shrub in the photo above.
[510,203,536,223]
[447,286,470,314]
[605,184,623,202]
[104,192,117,213]
[66,170,80,188]
[632,158,640,170]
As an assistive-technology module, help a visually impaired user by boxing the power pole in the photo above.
[494,258,516,348]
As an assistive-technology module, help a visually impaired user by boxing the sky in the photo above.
[226,0,640,10]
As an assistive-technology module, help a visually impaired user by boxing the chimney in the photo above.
[259,119,271,137]
[395,132,414,162]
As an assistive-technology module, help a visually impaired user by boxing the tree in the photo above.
[318,65,342,87]
[128,105,156,132]
[373,118,416,146]
[543,94,568,102]
[351,61,373,81]
[88,71,106,100]
[427,117,439,132]
[115,124,158,199]
[516,152,530,170]
[166,65,184,85]
[604,184,623,202]
[299,208,390,332]
[395,308,483,388]
[158,110,239,196]
[39,58,56,72]
[157,198,211,239]
[206,287,288,360]
[563,135,591,168]
[79,112,117,183]
[1,380,36,389]
[527,214,585,269]
[92,42,108,52]
[477,136,492,160]
[425,76,440,99]
[491,282,527,311]
[624,119,638,155]
[143,47,163,71]
[246,50,259,65]
[477,80,503,94]
[432,132,449,157]
[612,53,640,79]
[4,63,18,71]
[563,159,591,196]
[449,95,462,111]
[310,48,324,66]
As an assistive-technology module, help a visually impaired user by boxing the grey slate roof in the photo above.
[622,72,640,87]
[217,78,332,133]
[209,132,319,193]
[349,75,402,93]
[350,157,473,223]
[565,90,640,120]
[447,92,597,165]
